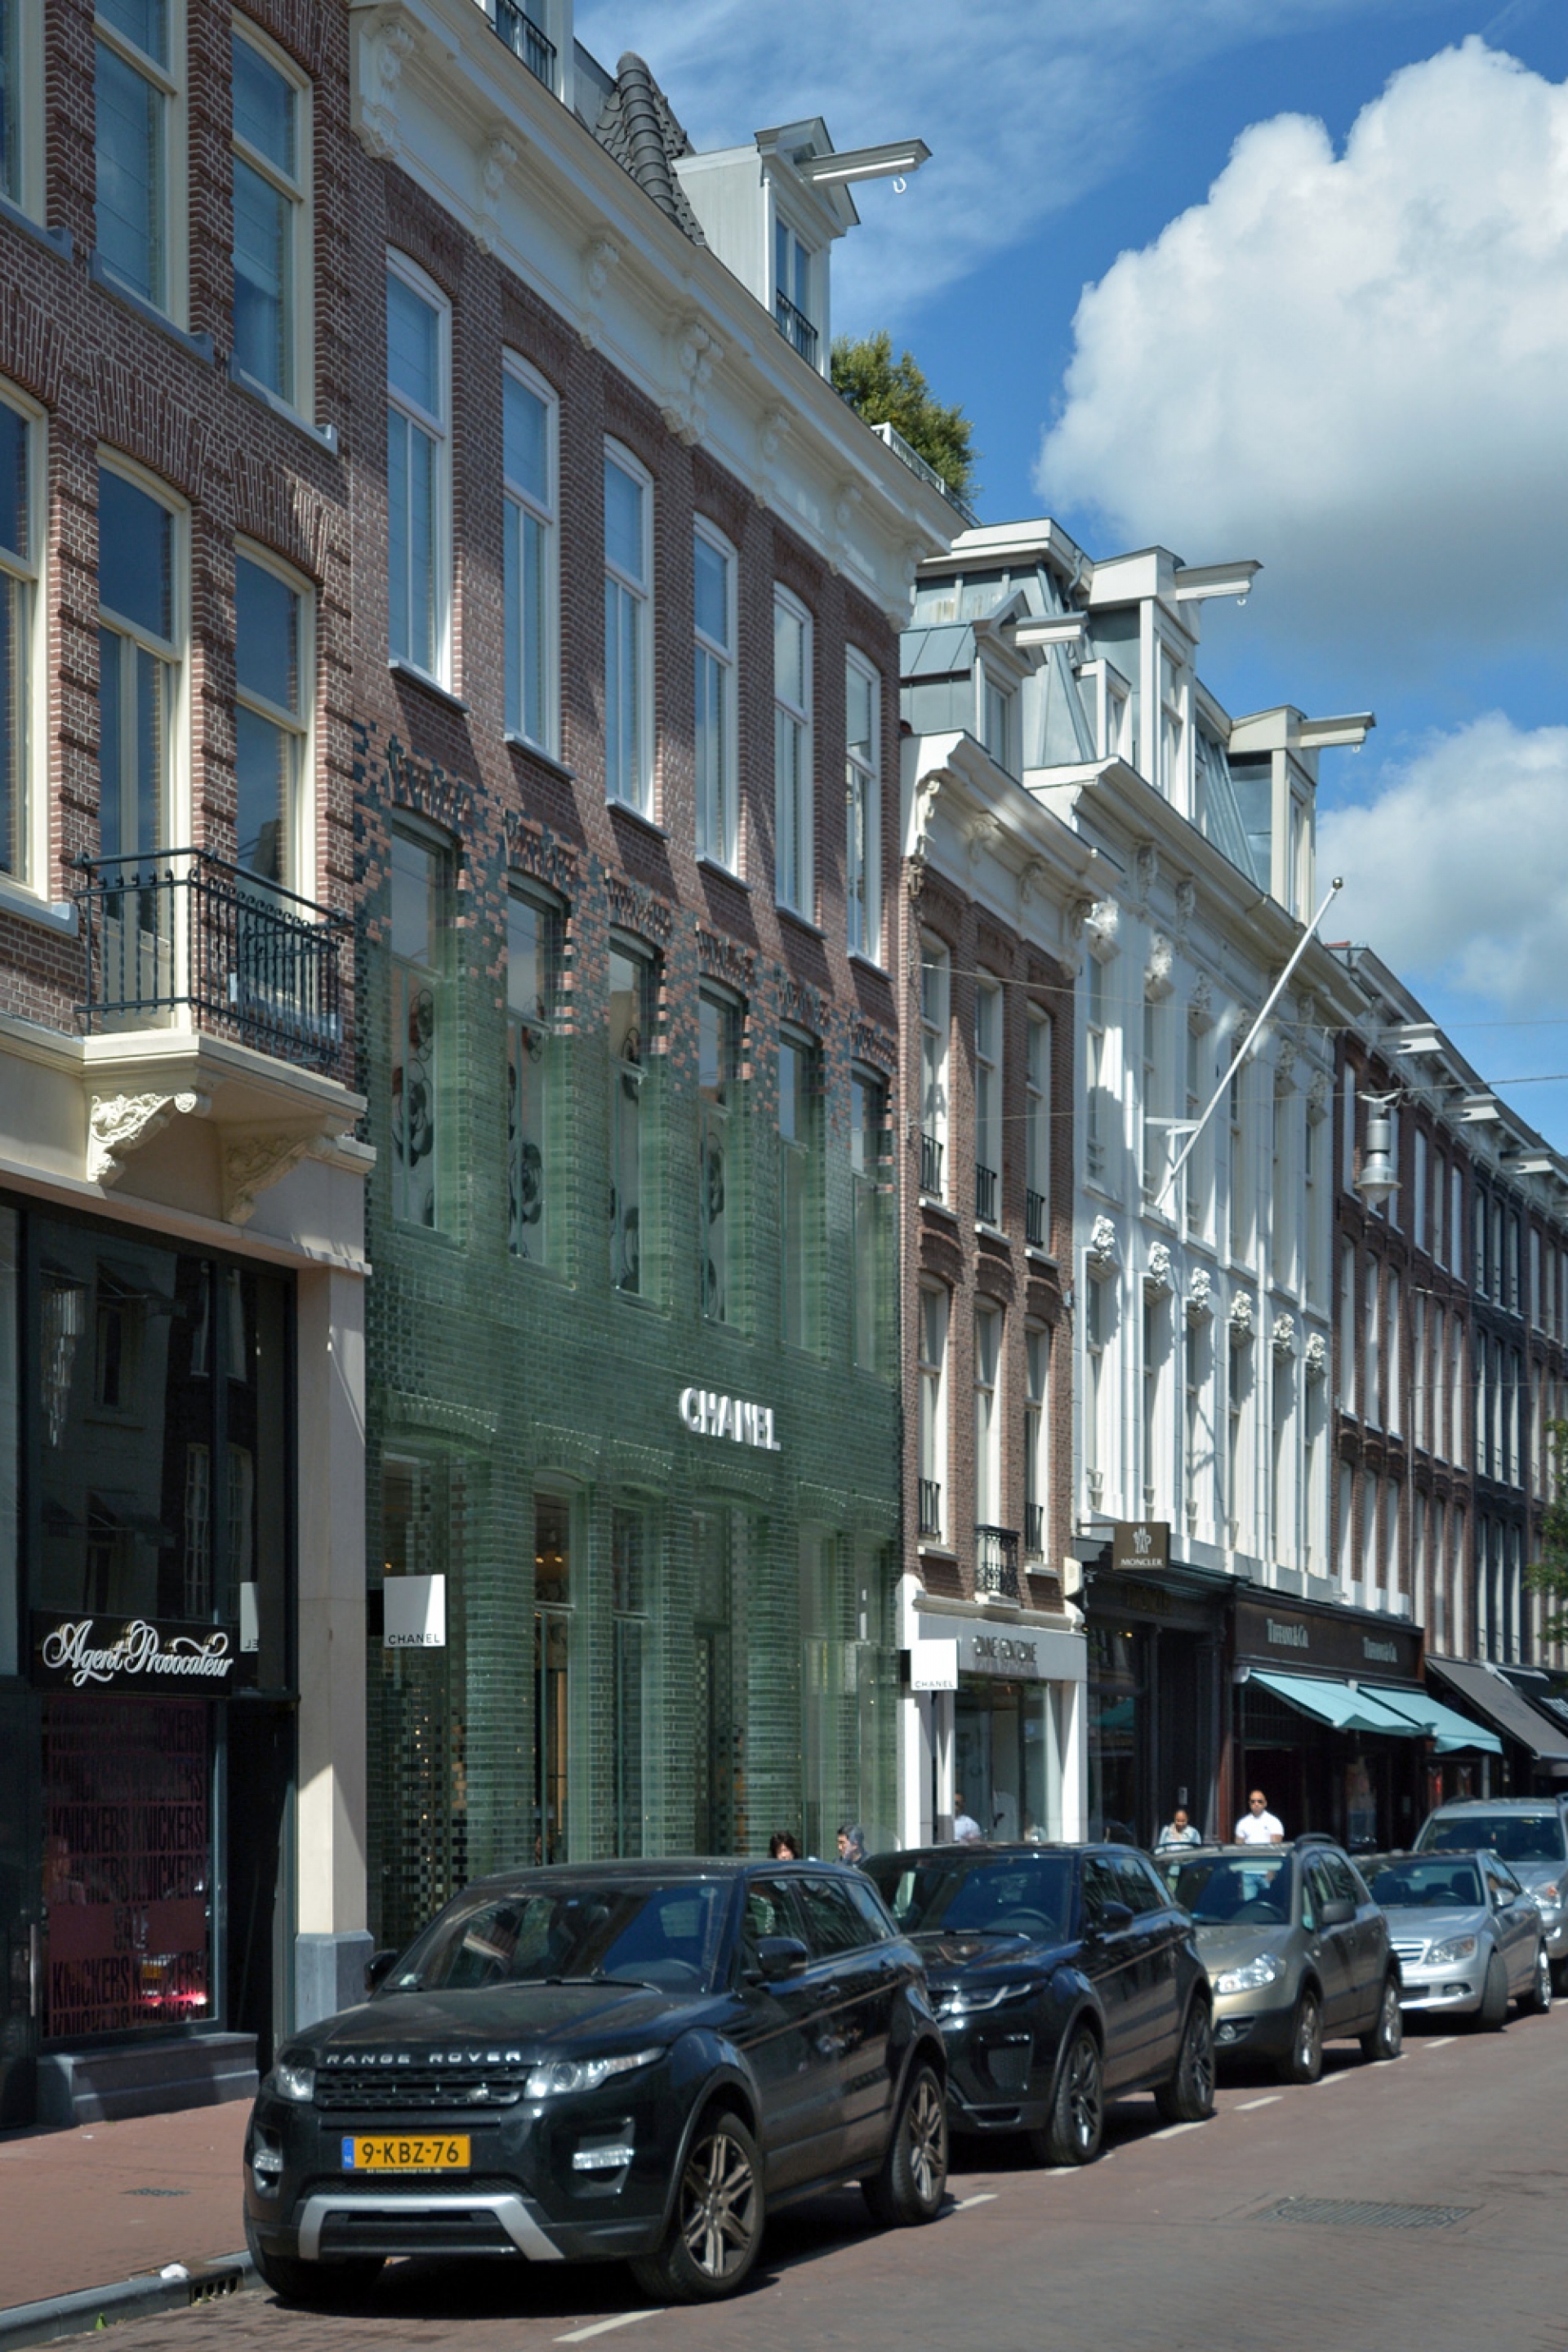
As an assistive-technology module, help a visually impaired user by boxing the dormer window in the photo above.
[982,673,1015,775]
[494,0,559,93]
[774,220,816,364]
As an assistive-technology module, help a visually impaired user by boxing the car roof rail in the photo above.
[1291,1831,1339,1850]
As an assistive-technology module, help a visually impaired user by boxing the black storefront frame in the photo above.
[0,1186,300,2116]
[1085,1555,1230,1847]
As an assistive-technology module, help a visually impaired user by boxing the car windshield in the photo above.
[1363,1857,1483,1909]
[866,1855,1071,1941]
[1160,1855,1292,1926]
[385,1881,729,1994]
[1420,1815,1566,1864]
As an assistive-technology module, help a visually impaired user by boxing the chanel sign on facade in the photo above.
[677,1388,782,1451]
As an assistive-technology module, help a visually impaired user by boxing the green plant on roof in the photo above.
[831,331,979,507]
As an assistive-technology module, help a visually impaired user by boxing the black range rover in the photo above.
[244,1860,947,2305]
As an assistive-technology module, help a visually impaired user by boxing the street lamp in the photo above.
[1353,1093,1401,1211]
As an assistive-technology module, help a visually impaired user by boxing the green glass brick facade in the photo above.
[357,729,902,1953]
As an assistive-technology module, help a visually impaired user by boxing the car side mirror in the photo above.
[1090,1901,1135,1937]
[754,1936,809,1982]
[364,1948,399,1994]
[1319,1897,1355,1928]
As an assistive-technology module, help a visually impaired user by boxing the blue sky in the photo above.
[579,0,1568,1147]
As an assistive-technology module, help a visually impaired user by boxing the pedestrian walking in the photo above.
[1234,1789,1285,1844]
[951,1793,982,1842]
[768,1830,802,1860]
[1156,1806,1202,1850]
[835,1824,866,1866]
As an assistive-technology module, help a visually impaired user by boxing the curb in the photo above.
[0,2256,253,2350]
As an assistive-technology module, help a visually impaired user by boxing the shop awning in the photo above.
[1363,1684,1503,1757]
[1248,1668,1423,1738]
[1427,1659,1568,1763]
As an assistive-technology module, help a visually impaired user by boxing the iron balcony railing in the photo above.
[1024,1502,1045,1557]
[77,850,349,1080]
[975,1162,1000,1227]
[775,292,819,368]
[1025,1188,1047,1249]
[918,1479,942,1541]
[975,1525,1021,1601]
[868,420,980,530]
[494,0,557,87]
[920,1130,944,1199]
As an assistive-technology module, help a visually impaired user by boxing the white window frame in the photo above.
[773,583,813,918]
[974,973,1002,1223]
[772,210,818,366]
[1085,1270,1109,1509]
[0,381,46,898]
[920,934,950,1201]
[1,0,44,220]
[95,0,187,322]
[1085,951,1110,1189]
[1158,643,1187,799]
[693,515,737,871]
[96,450,189,860]
[1025,1007,1051,1249]
[918,1283,949,1543]
[1023,1322,1049,1558]
[973,1299,1002,1529]
[979,662,1015,775]
[604,439,653,814]
[844,647,881,962]
[385,249,452,689]
[502,352,559,758]
[233,536,314,896]
[230,14,312,417]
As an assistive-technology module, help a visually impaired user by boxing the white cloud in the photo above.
[573,0,1390,323]
[1318,714,1568,1009]
[1037,40,1568,662]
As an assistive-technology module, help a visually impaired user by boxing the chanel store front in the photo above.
[0,1196,296,2126]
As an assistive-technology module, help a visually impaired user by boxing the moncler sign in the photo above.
[33,1614,237,1693]
[1110,1521,1171,1574]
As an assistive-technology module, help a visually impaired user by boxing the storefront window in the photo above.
[0,1208,16,1676]
[375,1451,466,1950]
[612,1505,650,1856]
[1088,1622,1143,1842]
[954,1677,1065,1844]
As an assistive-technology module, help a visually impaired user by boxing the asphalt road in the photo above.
[91,2008,1568,2352]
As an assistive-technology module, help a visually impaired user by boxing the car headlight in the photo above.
[1535,1883,1560,1910]
[938,1980,1043,2017]
[525,2048,663,2099]
[1427,1936,1477,1966]
[273,2057,316,2102]
[1213,1956,1284,1996]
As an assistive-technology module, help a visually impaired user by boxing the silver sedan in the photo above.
[1361,1850,1552,2028]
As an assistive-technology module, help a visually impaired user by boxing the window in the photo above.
[1226,1342,1250,1544]
[1086,954,1110,1187]
[1227,1065,1247,1259]
[850,1068,886,1373]
[918,1285,948,1540]
[533,1490,572,1864]
[1185,1015,1207,1236]
[386,255,449,684]
[973,1301,1002,1527]
[920,937,949,1198]
[503,359,557,754]
[1449,1163,1463,1275]
[773,588,812,915]
[1143,1296,1164,1514]
[699,991,740,1323]
[604,443,652,812]
[1304,1106,1325,1301]
[96,0,180,311]
[390,826,447,1227]
[1413,1128,1428,1253]
[234,548,307,889]
[1,0,26,207]
[982,670,1014,774]
[693,521,736,868]
[845,651,880,959]
[1270,1089,1293,1287]
[611,1505,650,1856]
[1020,1325,1050,1559]
[231,22,308,408]
[1269,1355,1290,1559]
[1142,995,1165,1200]
[1342,1066,1357,1192]
[1085,1274,1108,1505]
[98,463,180,864]
[0,391,39,886]
[974,977,1001,1225]
[1365,1259,1381,1430]
[1432,1151,1446,1266]
[1025,1009,1051,1248]
[778,1031,818,1349]
[1387,1270,1401,1435]
[1339,1241,1356,1414]
[773,216,815,363]
[1184,1321,1209,1536]
[1362,1471,1379,1594]
[609,940,655,1294]
[1158,646,1185,796]
[1413,1291,1427,1451]
[506,884,562,1263]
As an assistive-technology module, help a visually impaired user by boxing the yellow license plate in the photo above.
[342,2135,470,2173]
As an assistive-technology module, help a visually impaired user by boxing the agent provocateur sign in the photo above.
[33,1614,238,1693]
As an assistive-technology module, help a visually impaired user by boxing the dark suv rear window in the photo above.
[1419,1814,1566,1864]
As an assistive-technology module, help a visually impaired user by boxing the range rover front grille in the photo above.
[314,2067,531,2112]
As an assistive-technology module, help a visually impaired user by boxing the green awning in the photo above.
[1364,1685,1503,1757]
[1248,1668,1423,1738]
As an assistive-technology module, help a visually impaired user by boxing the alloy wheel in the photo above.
[678,2127,760,2282]
[1067,2034,1103,2155]
[1187,2007,1216,2109]
[905,2073,947,2207]
[1297,1995,1322,2074]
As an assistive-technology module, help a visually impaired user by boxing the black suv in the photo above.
[862,1843,1214,2167]
[1155,1838,1401,2082]
[243,1861,947,2305]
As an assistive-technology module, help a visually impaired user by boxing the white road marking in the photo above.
[1313,2072,1351,2087]
[1235,2095,1281,2111]
[951,2192,999,2211]
[1150,2121,1210,2140]
[556,2313,660,2342]
[1424,2037,1456,2051]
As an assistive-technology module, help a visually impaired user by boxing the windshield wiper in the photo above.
[539,1973,663,1989]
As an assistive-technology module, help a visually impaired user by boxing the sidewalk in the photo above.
[0,2102,252,2343]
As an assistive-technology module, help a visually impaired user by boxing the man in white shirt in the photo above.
[1235,1790,1284,1844]
[952,1793,983,1842]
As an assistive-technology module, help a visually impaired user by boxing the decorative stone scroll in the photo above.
[88,1089,212,1187]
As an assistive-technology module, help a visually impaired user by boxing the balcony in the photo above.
[1025,1188,1047,1249]
[774,292,819,368]
[868,420,979,531]
[78,852,349,1079]
[1024,1502,1045,1557]
[975,1163,999,1227]
[920,1130,944,1199]
[918,1479,942,1541]
[974,1525,1020,1602]
[493,0,556,87]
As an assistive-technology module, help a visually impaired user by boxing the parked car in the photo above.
[1412,1799,1568,1989]
[1154,1838,1402,2084]
[243,1860,947,2308]
[861,1842,1214,2167]
[1361,1849,1551,2026]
